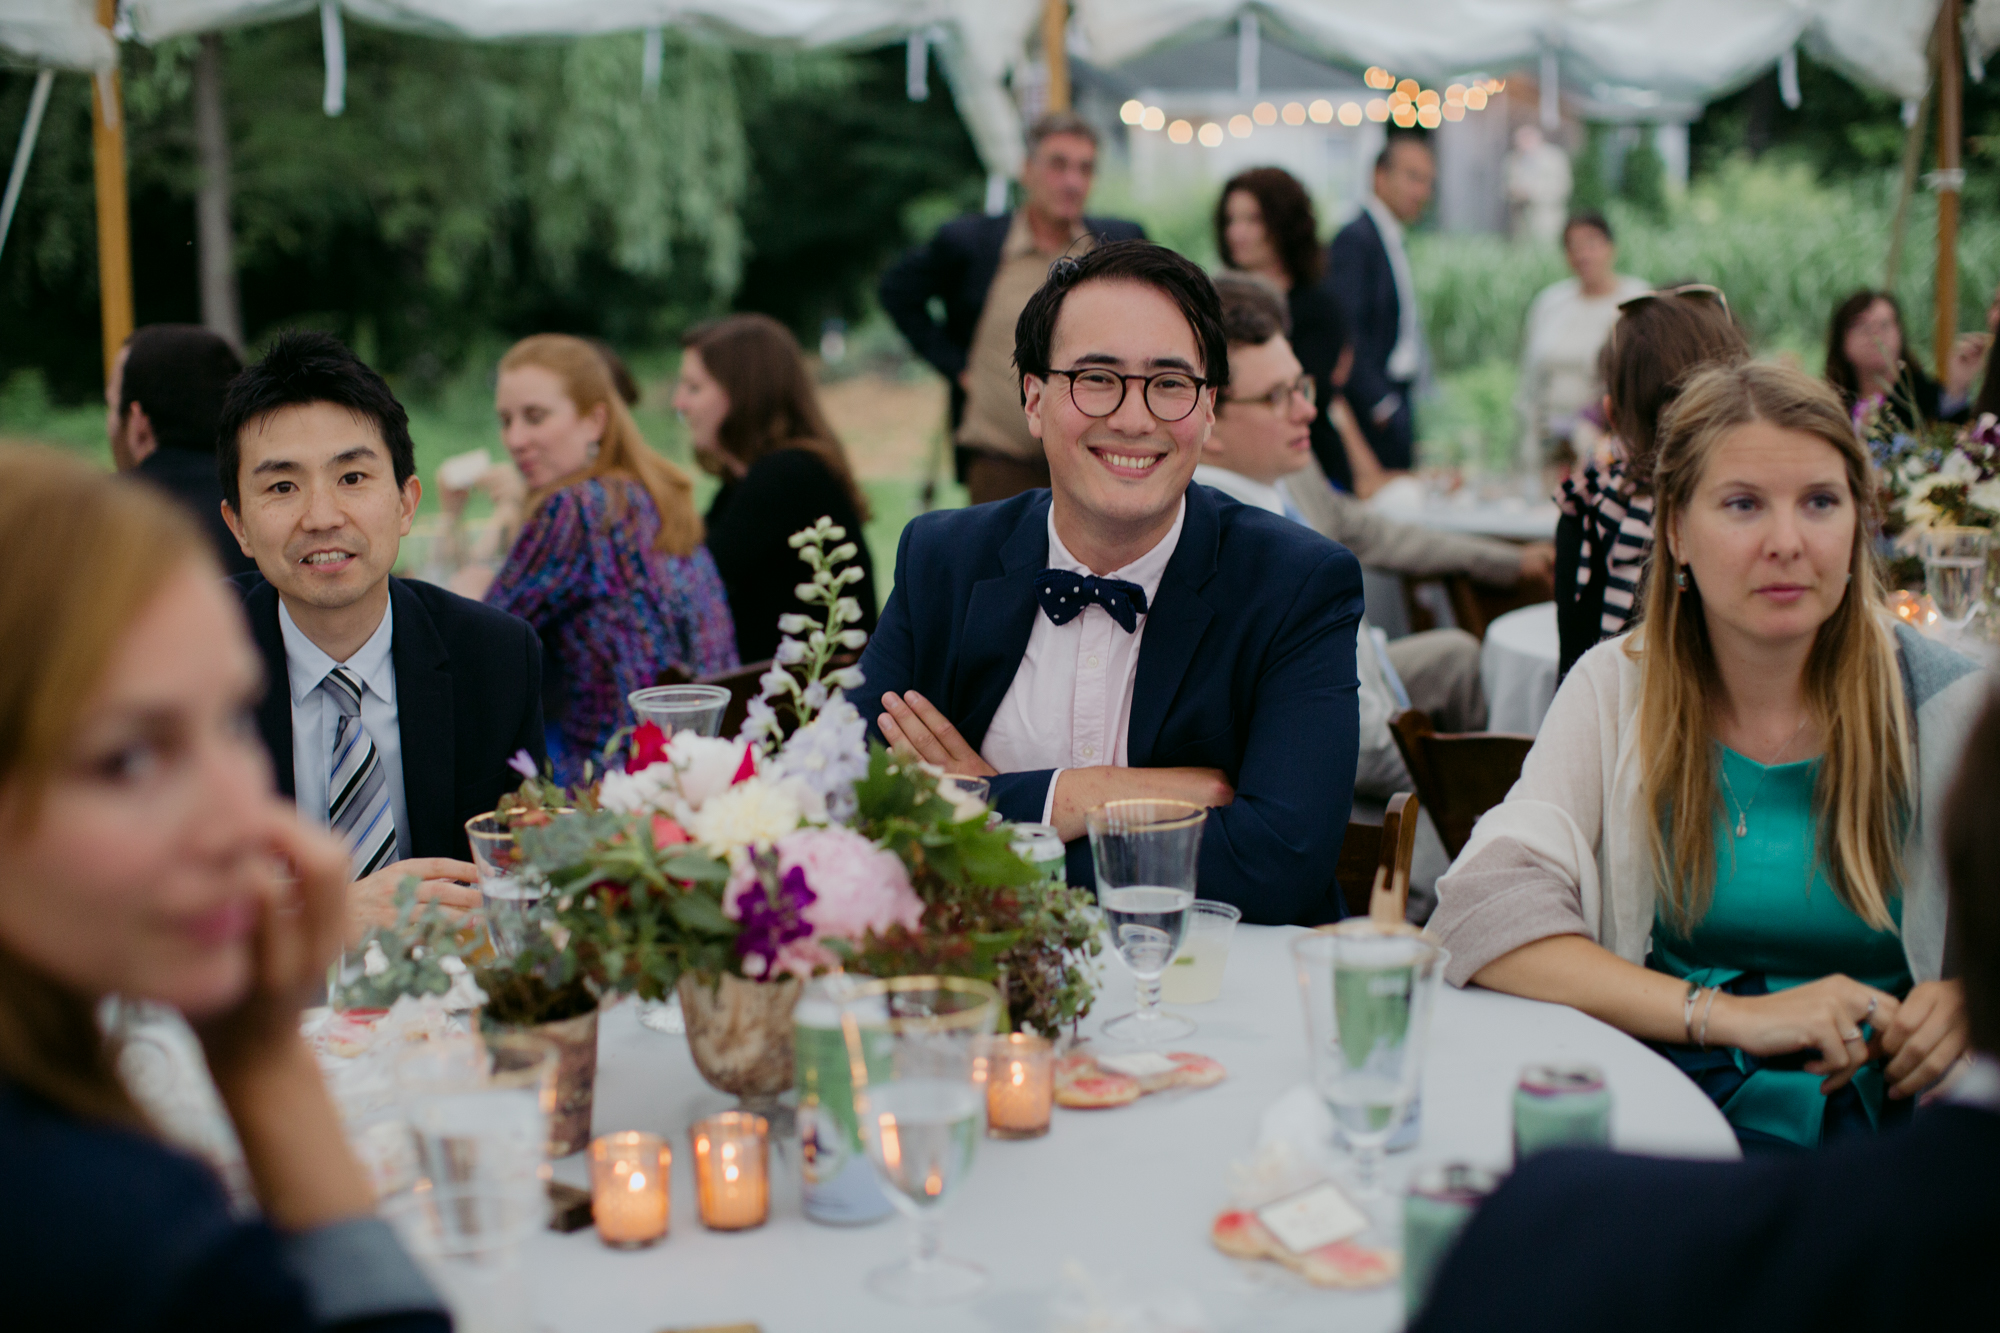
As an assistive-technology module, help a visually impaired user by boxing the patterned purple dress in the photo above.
[488,476,737,781]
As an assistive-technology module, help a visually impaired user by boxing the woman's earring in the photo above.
[586,439,601,461]
[1674,564,1690,591]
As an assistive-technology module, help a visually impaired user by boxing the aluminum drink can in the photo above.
[794,975,893,1225]
[1402,1162,1500,1317]
[1009,823,1068,885]
[1512,1062,1612,1160]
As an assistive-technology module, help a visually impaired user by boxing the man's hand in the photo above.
[1516,541,1556,586]
[1947,332,1992,399]
[1879,979,1970,1099]
[878,691,998,778]
[348,857,481,941]
[1048,767,1234,842]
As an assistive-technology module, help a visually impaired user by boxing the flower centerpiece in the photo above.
[1861,399,2000,593]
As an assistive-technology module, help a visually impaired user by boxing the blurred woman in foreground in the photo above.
[0,446,445,1330]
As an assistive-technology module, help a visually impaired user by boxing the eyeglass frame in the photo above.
[1618,282,1730,318]
[1221,373,1317,413]
[1041,367,1215,423]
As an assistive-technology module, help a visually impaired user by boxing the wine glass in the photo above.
[1291,926,1445,1200]
[839,975,999,1305]
[1087,799,1205,1043]
[1924,526,1989,631]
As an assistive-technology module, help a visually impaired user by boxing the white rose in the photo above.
[362,941,389,977]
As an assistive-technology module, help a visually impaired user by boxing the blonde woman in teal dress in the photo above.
[1431,360,1987,1150]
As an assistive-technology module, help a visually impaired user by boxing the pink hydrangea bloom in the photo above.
[722,826,923,979]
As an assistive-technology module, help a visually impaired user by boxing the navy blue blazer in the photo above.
[1411,1105,2000,1333]
[1327,209,1415,470]
[855,483,1364,925]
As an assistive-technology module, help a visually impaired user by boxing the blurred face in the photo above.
[1564,224,1615,289]
[0,566,279,1016]
[1208,336,1315,485]
[1844,300,1903,383]
[1021,132,1096,227]
[1223,191,1279,276]
[1025,279,1214,550]
[224,402,418,614]
[1374,141,1435,225]
[672,347,734,470]
[496,363,607,489]
[1669,421,1857,654]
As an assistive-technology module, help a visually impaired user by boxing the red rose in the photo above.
[651,815,692,848]
[730,743,757,785]
[632,721,670,770]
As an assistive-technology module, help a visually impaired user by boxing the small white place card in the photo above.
[1255,1181,1368,1253]
[1097,1052,1180,1078]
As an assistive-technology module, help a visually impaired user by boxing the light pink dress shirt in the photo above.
[979,498,1187,822]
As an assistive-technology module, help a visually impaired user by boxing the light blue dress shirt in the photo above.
[279,598,411,865]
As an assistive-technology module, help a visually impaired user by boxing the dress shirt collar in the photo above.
[279,593,396,706]
[1363,193,1406,247]
[1003,207,1088,261]
[1045,496,1185,607]
[1193,465,1287,516]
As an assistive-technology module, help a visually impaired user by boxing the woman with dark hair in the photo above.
[1515,213,1649,471]
[674,313,878,663]
[1215,167,1376,491]
[1824,289,1978,431]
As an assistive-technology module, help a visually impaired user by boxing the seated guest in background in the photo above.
[1514,212,1650,473]
[105,323,257,578]
[486,334,737,782]
[675,313,879,662]
[1415,687,2000,1333]
[1431,362,1984,1151]
[218,331,546,933]
[1825,288,1980,432]
[858,241,1365,925]
[1555,286,1748,680]
[0,446,447,1331]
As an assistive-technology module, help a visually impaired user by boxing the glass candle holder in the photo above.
[589,1131,670,1248]
[984,1033,1053,1139]
[690,1112,770,1231]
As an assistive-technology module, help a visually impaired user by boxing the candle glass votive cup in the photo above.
[982,1033,1054,1140]
[691,1112,771,1231]
[589,1131,671,1249]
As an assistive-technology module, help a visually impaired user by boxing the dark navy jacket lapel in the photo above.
[951,493,1049,750]
[1129,486,1218,765]
[241,579,297,799]
[389,578,457,859]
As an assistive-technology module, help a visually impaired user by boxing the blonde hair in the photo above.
[0,445,210,1126]
[1631,362,1911,934]
[500,334,703,557]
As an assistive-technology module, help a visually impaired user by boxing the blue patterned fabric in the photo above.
[1032,568,1149,631]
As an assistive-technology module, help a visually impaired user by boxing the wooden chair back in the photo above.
[1334,791,1421,922]
[1389,709,1535,860]
[1402,573,1548,640]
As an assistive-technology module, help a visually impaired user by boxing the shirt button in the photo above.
[1086,654,1101,669]
[1081,745,1097,759]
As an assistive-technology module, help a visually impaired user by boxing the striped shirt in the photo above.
[1557,458,1654,641]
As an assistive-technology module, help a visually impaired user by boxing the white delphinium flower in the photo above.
[768,694,871,822]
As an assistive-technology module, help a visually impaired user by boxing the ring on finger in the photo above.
[1865,997,1878,1018]
[1842,1028,1864,1043]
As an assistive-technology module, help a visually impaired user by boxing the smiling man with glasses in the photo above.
[856,241,1366,925]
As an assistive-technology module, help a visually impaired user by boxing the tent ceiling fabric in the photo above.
[0,0,117,70]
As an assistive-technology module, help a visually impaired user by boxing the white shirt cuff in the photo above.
[1041,769,1067,827]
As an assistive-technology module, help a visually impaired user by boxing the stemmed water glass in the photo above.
[1087,799,1205,1043]
[1924,527,1989,631]
[839,975,1000,1305]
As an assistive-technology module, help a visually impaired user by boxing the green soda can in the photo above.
[794,975,893,1225]
[1009,822,1068,885]
[1402,1163,1499,1317]
[1512,1062,1612,1160]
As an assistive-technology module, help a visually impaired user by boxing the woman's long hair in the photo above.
[1824,288,1927,408]
[0,446,209,1126]
[1214,167,1325,290]
[679,314,869,521]
[1603,291,1749,489]
[500,334,703,557]
[1630,363,1911,934]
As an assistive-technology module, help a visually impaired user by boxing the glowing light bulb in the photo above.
[1229,114,1253,137]
[1168,119,1193,143]
[1338,101,1363,127]
[1198,122,1225,147]
[1366,99,1390,122]
[1253,101,1277,125]
[1120,99,1145,125]
[1308,98,1334,123]
[1141,105,1165,131]
[1282,102,1306,125]
[1417,105,1441,129]
[1392,104,1417,127]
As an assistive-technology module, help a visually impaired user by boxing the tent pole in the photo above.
[1042,0,1070,112]
[194,33,243,349]
[0,69,56,265]
[1935,0,1963,376]
[1885,86,1933,292]
[91,0,133,386]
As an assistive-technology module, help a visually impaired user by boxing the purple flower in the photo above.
[508,749,539,780]
[732,864,818,978]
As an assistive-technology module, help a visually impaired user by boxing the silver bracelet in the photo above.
[1682,981,1702,1044]
[1697,986,1721,1049]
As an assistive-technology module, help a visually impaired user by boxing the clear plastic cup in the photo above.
[1159,899,1241,1004]
[627,684,731,737]
[382,1184,541,1333]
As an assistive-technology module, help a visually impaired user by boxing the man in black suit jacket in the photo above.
[217,331,545,934]
[1326,134,1435,484]
[1411,688,2000,1332]
[879,111,1145,504]
[860,241,1364,925]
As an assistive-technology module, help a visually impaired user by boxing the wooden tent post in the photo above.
[1042,0,1070,112]
[1935,0,1963,375]
[90,0,133,384]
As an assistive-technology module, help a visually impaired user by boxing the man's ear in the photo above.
[220,501,254,558]
[124,403,159,465]
[398,474,422,536]
[1022,374,1047,442]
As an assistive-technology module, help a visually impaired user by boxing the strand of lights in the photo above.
[1119,70,1503,145]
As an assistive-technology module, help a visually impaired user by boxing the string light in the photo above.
[1364,67,1393,90]
[1141,105,1165,131]
[1140,66,1500,148]
[1308,98,1333,123]
[1197,121,1225,147]
[1366,98,1389,122]
[1416,105,1441,128]
[1338,102,1363,126]
[1282,101,1306,125]
[1120,99,1145,125]
[1395,78,1420,98]
[1253,101,1277,125]
[1464,86,1488,110]
[1442,102,1464,121]
[1392,103,1417,127]
[1167,118,1193,143]
[1228,113,1253,137]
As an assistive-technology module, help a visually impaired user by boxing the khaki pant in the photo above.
[1385,628,1487,733]
[964,449,1051,506]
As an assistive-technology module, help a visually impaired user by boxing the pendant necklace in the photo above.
[1718,713,1812,838]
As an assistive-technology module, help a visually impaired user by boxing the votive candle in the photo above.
[985,1032,1053,1139]
[590,1131,670,1248]
[691,1112,770,1231]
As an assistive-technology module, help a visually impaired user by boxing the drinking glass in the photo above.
[1160,899,1241,1005]
[382,1184,542,1333]
[1087,799,1205,1043]
[396,1032,557,1198]
[839,975,1000,1305]
[464,812,553,960]
[1291,927,1445,1199]
[1923,527,1989,630]
[627,683,732,738]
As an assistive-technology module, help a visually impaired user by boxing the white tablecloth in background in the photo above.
[1482,602,1562,735]
[525,925,1736,1333]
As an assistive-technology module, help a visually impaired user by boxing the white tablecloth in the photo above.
[1369,483,1560,543]
[525,925,1736,1332]
[1482,602,1561,735]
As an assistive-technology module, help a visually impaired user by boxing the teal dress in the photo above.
[1648,748,1910,1149]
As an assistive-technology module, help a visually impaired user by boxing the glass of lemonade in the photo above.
[1160,900,1241,1004]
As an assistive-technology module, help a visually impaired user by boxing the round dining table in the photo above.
[1481,602,1562,736]
[526,924,1738,1333]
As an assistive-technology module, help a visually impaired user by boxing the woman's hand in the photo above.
[1706,973,1901,1095]
[878,690,998,778]
[1879,979,1970,1099]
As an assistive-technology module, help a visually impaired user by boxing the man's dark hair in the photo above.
[1215,166,1325,289]
[215,330,417,511]
[1374,132,1433,175]
[1026,110,1098,157]
[1212,272,1291,346]
[1943,688,2000,1056]
[1014,240,1230,403]
[1563,210,1614,245]
[119,325,242,456]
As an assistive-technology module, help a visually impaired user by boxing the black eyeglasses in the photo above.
[1223,374,1316,413]
[1619,283,1731,318]
[1046,367,1212,423]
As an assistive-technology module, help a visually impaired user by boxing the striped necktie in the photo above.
[322,666,396,879]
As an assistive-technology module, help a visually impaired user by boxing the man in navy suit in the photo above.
[1410,690,2000,1332]
[858,241,1365,926]
[1327,133,1435,483]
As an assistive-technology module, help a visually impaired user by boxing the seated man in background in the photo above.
[106,324,258,578]
[1412,687,2000,1331]
[218,331,547,933]
[859,241,1364,925]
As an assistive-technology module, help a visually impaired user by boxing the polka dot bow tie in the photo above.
[1033,568,1150,633]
